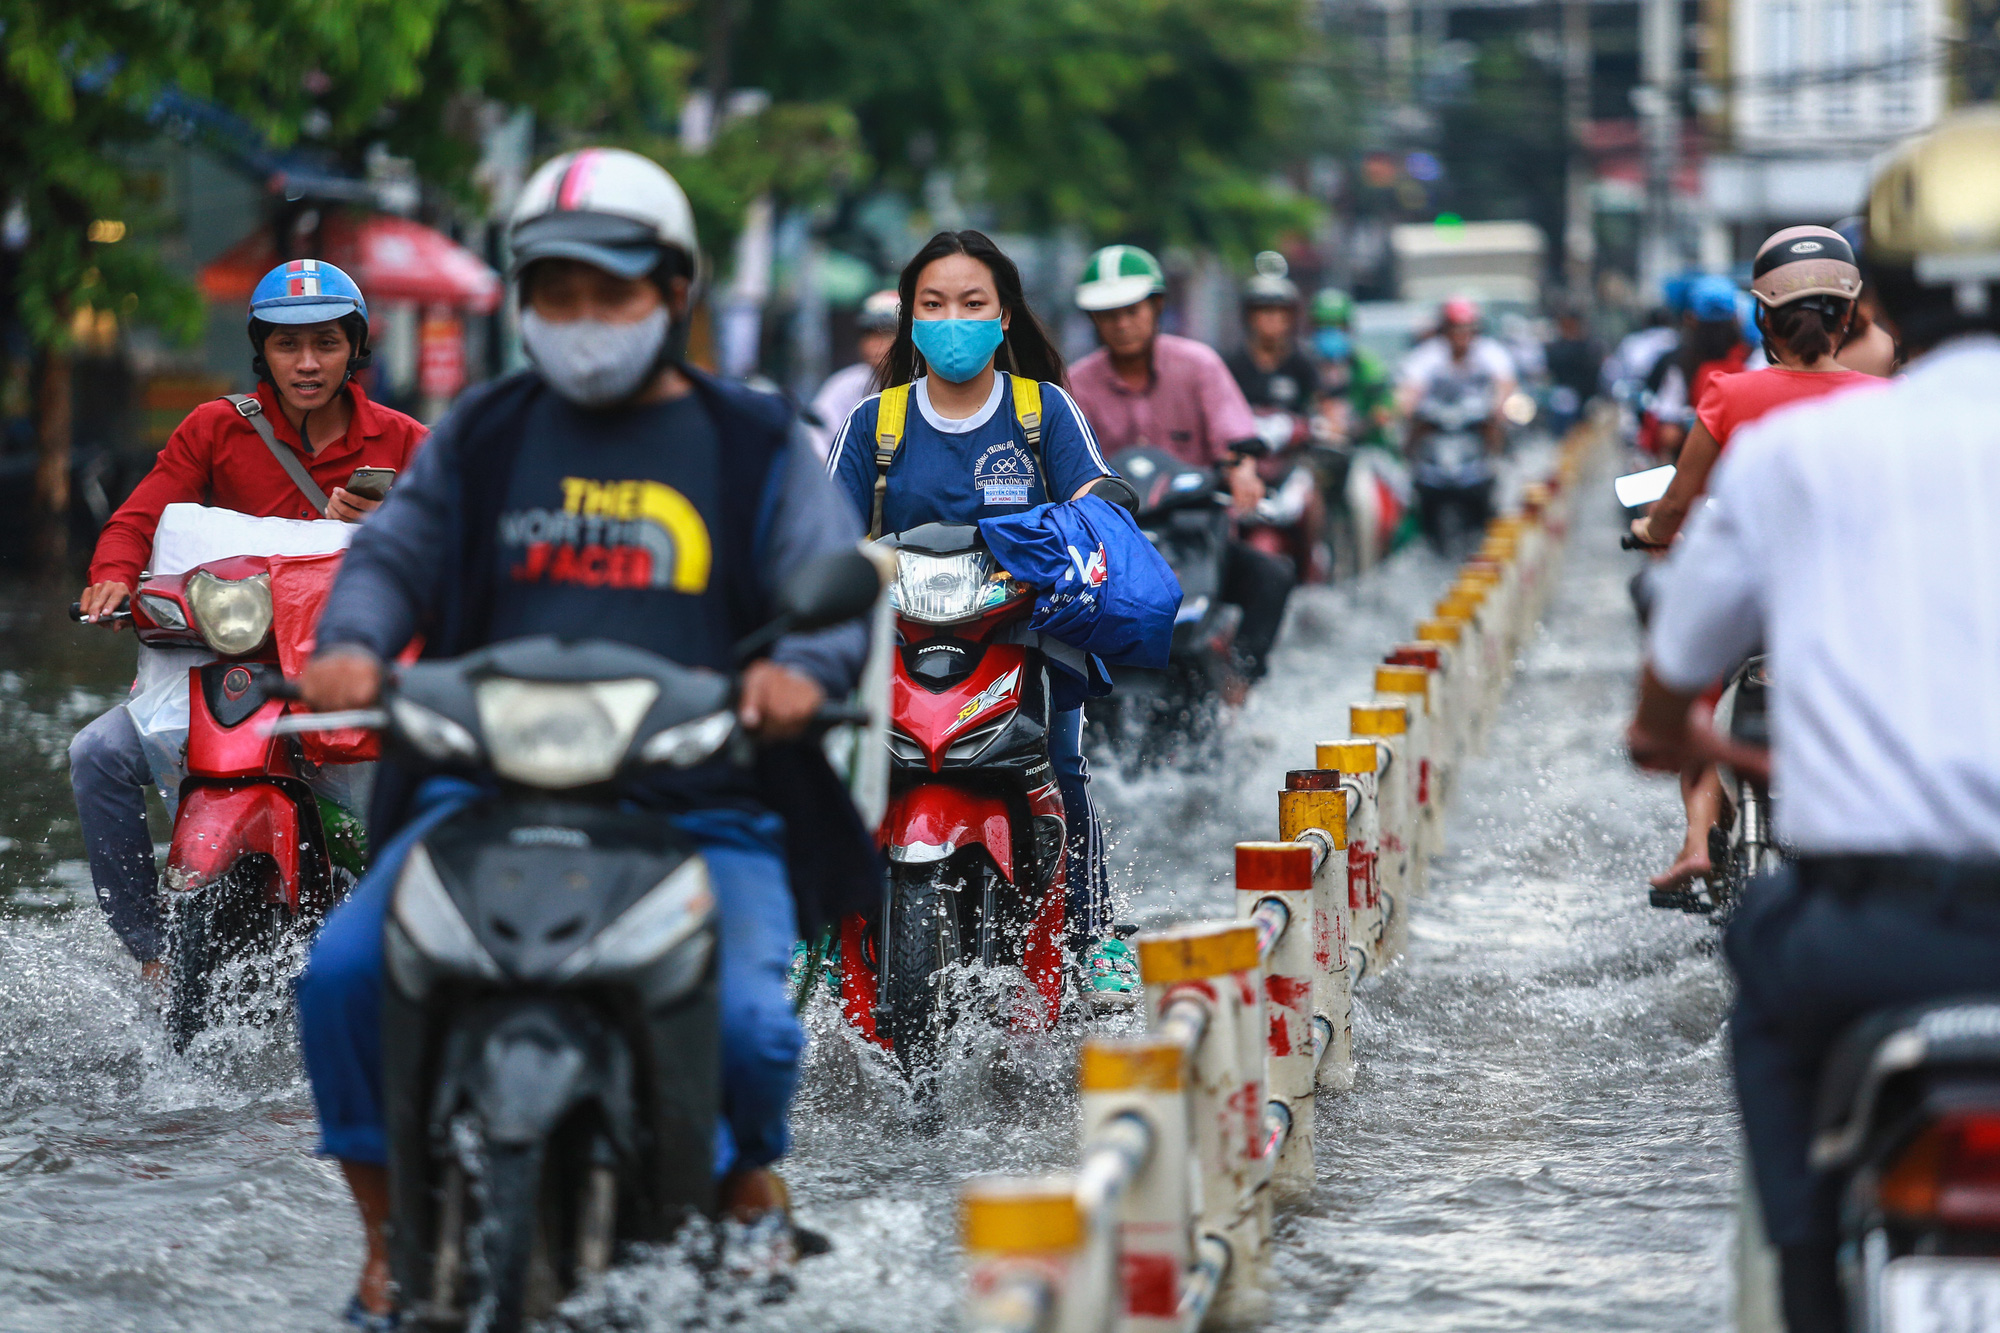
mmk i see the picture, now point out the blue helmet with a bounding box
[1686,274,1741,323]
[248,259,368,327]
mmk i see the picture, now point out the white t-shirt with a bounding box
[806,362,881,461]
[1648,336,1996,855]
[1397,336,1517,401]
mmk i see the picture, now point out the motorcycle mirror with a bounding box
[778,548,887,632]
[1615,464,1676,509]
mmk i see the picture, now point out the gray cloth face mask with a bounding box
[520,307,670,408]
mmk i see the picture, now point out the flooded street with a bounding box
[0,466,1737,1332]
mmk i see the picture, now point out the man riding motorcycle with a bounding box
[1628,111,2000,1332]
[291,147,871,1328]
[1395,296,1518,455]
[69,260,425,980]
[1065,244,1295,686]
[1224,252,1319,417]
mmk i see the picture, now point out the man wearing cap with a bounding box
[293,146,870,1325]
[1629,111,2000,1329]
[68,260,426,973]
[1066,244,1294,685]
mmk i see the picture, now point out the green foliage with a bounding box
[726,0,1323,255]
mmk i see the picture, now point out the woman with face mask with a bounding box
[824,230,1137,1000]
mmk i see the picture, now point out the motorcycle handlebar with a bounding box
[808,702,873,731]
[1620,534,1668,552]
[71,598,132,624]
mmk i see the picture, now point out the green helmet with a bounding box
[1312,287,1354,329]
[1076,244,1166,312]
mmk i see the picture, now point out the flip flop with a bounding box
[343,1295,400,1332]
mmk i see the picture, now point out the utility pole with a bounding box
[1638,0,1683,300]
[1562,0,1596,305]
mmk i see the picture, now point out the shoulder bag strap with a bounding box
[223,394,330,517]
[1005,373,1052,489]
[870,383,912,540]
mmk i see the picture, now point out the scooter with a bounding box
[1240,409,1333,583]
[1811,997,2000,1330]
[1087,446,1239,766]
[74,551,369,1050]
[275,549,882,1332]
[835,523,1070,1075]
[1408,381,1497,557]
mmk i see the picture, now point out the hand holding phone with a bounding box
[344,467,397,502]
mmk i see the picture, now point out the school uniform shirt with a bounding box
[825,374,1112,535]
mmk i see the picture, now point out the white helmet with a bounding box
[508,147,700,282]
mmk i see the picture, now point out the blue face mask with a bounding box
[912,317,1006,384]
[1314,329,1352,361]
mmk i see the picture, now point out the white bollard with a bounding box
[1414,618,1471,777]
[1346,702,1411,966]
[1136,922,1269,1320]
[1373,663,1439,889]
[1235,841,1316,1200]
[1279,772,1354,1092]
[1077,1039,1192,1333]
[962,1176,1096,1333]
[1387,642,1454,823]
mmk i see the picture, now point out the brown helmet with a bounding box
[1751,225,1861,309]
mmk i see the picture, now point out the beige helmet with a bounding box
[1750,226,1860,309]
[1868,109,2000,313]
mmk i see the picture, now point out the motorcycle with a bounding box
[1648,655,1778,917]
[1810,997,2000,1331]
[1087,446,1239,766]
[74,550,370,1050]
[1408,380,1497,557]
[274,549,882,1332]
[834,523,1071,1075]
[1239,409,1336,584]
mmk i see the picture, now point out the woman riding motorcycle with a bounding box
[1634,229,1884,896]
[824,229,1138,998]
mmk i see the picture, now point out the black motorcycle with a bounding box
[285,551,881,1331]
[1810,997,2000,1329]
[1650,655,1779,917]
[1087,446,1239,766]
[1409,380,1497,557]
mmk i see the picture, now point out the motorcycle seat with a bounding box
[1810,996,2000,1170]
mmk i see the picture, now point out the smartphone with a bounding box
[344,467,397,502]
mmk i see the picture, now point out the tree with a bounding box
[721,0,1323,256]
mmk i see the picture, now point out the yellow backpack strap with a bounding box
[870,383,912,539]
[1009,373,1043,455]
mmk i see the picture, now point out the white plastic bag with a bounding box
[124,669,192,813]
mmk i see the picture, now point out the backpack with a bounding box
[868,372,1047,539]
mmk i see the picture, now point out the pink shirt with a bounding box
[1068,334,1259,468]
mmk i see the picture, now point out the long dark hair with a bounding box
[1756,298,1852,365]
[1676,316,1742,383]
[876,230,1067,391]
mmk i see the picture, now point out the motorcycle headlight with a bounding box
[391,843,501,982]
[184,570,272,656]
[389,696,482,763]
[890,549,1024,624]
[137,592,188,631]
[555,856,715,994]
[637,709,736,768]
[474,677,659,788]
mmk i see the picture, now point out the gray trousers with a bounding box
[67,705,163,961]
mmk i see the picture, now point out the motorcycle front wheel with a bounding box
[878,863,968,1078]
[164,858,287,1052]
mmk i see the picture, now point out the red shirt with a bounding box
[88,380,428,587]
[1687,343,1751,415]
[1696,366,1881,452]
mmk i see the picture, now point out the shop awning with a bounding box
[199,212,503,314]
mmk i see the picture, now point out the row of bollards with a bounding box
[957,427,1600,1333]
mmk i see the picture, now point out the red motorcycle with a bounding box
[834,523,1069,1072]
[77,550,372,1048]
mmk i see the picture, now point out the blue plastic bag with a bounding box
[978,495,1182,671]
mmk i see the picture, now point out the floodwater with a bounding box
[0,457,1736,1332]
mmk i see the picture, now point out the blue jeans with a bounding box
[68,705,162,961]
[294,779,804,1176]
[1049,706,1110,943]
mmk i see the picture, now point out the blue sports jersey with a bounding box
[825,374,1112,535]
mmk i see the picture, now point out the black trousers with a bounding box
[1725,857,2000,1331]
[1221,540,1295,682]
